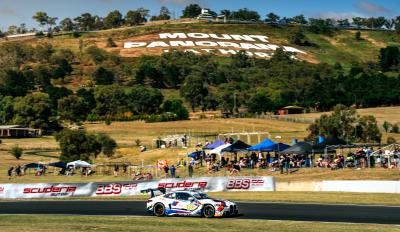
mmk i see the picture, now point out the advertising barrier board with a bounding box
[0,176,275,199]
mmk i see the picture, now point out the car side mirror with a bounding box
[188,197,195,202]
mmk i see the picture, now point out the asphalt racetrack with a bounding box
[0,201,399,224]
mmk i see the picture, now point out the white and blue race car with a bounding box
[142,188,238,218]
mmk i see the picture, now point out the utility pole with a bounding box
[233,93,237,115]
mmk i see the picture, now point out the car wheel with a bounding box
[202,205,215,218]
[153,203,165,217]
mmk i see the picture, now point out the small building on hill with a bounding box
[0,125,42,138]
[278,106,304,115]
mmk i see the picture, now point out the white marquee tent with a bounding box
[66,160,92,168]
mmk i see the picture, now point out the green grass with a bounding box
[0,215,398,232]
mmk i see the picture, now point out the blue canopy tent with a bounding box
[248,139,276,151]
[203,139,225,150]
[188,150,202,158]
[264,143,291,152]
[47,161,66,169]
[23,163,44,169]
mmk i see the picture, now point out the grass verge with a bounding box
[0,215,398,232]
[3,191,400,207]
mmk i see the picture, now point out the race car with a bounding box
[142,188,238,218]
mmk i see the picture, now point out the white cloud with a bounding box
[315,11,363,20]
[356,1,392,15]
[0,6,16,16]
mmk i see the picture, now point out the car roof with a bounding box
[168,190,204,194]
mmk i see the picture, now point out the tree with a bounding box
[292,14,307,24]
[220,9,231,18]
[307,104,357,142]
[180,73,208,112]
[58,95,88,122]
[0,96,15,124]
[9,146,23,160]
[181,4,202,18]
[56,129,102,162]
[383,121,392,133]
[231,51,253,68]
[265,12,280,23]
[384,18,395,30]
[89,15,103,30]
[355,115,381,143]
[247,91,274,113]
[84,46,108,64]
[97,133,117,158]
[379,46,400,71]
[125,10,143,25]
[32,11,49,30]
[395,16,400,33]
[125,85,164,114]
[77,88,96,113]
[288,30,306,45]
[59,18,74,31]
[151,6,171,21]
[47,17,58,30]
[93,67,114,85]
[106,37,117,47]
[0,69,28,97]
[74,13,95,31]
[231,8,260,21]
[391,123,399,133]
[337,19,350,27]
[355,31,362,41]
[162,99,189,120]
[352,17,365,27]
[34,43,54,63]
[308,18,334,35]
[13,93,53,130]
[104,10,123,28]
[7,25,18,35]
[93,85,126,116]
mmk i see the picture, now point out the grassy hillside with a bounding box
[18,21,400,68]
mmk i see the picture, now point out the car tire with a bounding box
[202,205,215,218]
[153,203,165,217]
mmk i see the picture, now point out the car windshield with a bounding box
[193,193,210,199]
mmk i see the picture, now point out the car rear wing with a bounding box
[140,187,166,198]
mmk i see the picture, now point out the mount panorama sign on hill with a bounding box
[119,32,307,59]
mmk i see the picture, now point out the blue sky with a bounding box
[0,0,399,31]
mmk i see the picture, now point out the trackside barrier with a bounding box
[0,176,275,199]
[321,180,400,193]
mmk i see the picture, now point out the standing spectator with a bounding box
[122,164,128,176]
[188,162,194,178]
[7,167,14,180]
[170,164,176,178]
[164,164,170,178]
[258,151,264,162]
[266,152,271,164]
[114,164,119,177]
[279,155,285,174]
[285,155,290,174]
[15,165,21,176]
[200,150,205,167]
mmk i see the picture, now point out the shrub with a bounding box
[9,146,23,160]
[391,123,399,133]
[134,139,141,146]
[105,119,112,125]
[387,136,397,144]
